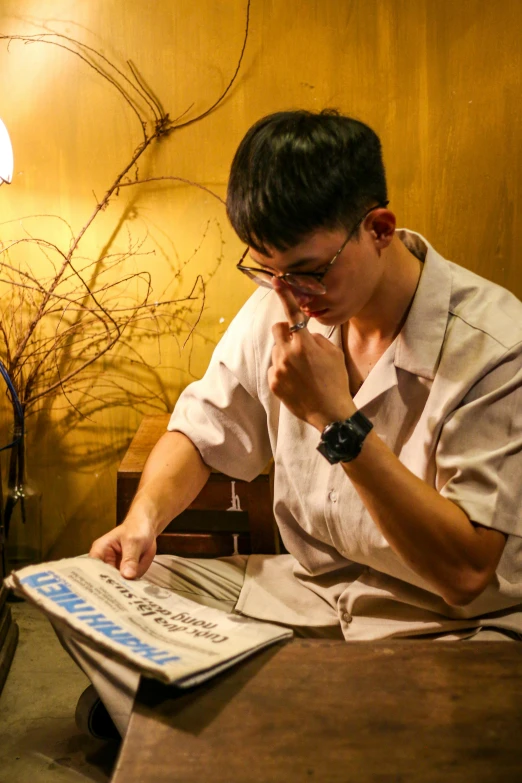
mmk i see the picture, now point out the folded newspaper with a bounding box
[5,557,292,687]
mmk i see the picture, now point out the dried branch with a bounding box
[0,3,249,432]
[173,0,251,131]
[118,176,226,205]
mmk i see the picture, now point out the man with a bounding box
[69,110,522,736]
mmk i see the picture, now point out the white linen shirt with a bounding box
[169,230,522,640]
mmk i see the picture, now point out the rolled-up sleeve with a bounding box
[168,290,273,481]
[436,343,522,536]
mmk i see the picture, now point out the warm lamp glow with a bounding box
[0,118,14,185]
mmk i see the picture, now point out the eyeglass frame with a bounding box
[236,202,389,295]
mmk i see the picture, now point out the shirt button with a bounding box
[328,490,338,502]
[342,612,352,624]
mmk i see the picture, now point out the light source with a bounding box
[0,118,17,686]
[0,118,14,185]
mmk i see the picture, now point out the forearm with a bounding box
[342,430,506,606]
[125,430,211,535]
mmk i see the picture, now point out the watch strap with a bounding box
[349,411,373,437]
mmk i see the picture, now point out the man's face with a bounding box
[247,226,387,327]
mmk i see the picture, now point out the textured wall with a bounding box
[0,0,521,558]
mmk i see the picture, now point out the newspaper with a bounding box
[5,557,292,687]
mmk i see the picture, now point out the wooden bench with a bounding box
[117,415,280,556]
[111,639,522,782]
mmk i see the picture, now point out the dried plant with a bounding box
[0,1,250,416]
[0,4,251,564]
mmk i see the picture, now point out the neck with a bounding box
[347,235,422,346]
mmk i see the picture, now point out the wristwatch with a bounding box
[317,411,373,464]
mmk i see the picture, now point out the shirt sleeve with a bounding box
[167,289,273,481]
[436,342,522,536]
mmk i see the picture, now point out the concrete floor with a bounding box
[0,600,120,783]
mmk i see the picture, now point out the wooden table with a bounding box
[117,415,279,556]
[112,639,522,782]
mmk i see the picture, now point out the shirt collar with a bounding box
[311,229,451,404]
[394,229,452,380]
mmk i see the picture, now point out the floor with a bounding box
[0,600,120,783]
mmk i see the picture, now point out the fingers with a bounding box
[89,527,155,580]
[272,320,292,344]
[89,533,120,566]
[272,278,311,345]
[272,277,305,327]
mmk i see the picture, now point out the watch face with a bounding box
[317,413,373,465]
[320,421,358,463]
[324,420,357,451]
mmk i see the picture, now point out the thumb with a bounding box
[120,538,143,579]
[312,333,336,350]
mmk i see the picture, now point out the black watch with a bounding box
[317,411,373,464]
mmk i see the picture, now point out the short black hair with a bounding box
[226,109,387,253]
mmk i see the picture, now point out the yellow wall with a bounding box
[0,0,521,557]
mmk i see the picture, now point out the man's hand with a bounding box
[89,431,210,580]
[89,519,157,580]
[268,278,355,430]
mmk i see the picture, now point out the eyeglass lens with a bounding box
[242,268,327,295]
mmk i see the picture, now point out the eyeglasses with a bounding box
[236,203,388,295]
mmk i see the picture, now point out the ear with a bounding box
[365,208,396,251]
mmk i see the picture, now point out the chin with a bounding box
[312,311,344,327]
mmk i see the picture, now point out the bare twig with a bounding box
[0,5,250,422]
[174,0,251,131]
[118,176,226,205]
